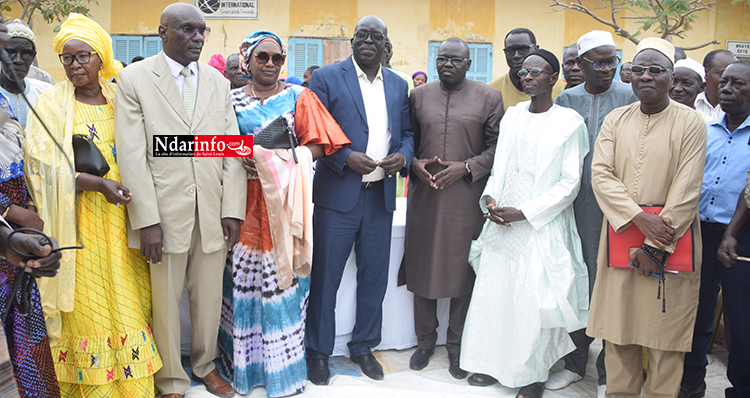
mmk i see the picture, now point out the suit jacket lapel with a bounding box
[342,57,367,125]
[152,52,191,128]
[191,62,214,130]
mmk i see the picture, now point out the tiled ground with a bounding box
[179,339,731,397]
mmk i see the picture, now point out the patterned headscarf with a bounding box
[239,30,286,78]
[53,13,123,81]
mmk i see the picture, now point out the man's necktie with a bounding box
[181,67,196,123]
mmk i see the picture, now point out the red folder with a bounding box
[607,205,694,272]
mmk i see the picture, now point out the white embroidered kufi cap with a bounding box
[577,30,616,56]
[635,37,675,65]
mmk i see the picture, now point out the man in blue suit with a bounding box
[306,15,414,386]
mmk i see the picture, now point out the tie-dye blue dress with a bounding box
[218,84,348,397]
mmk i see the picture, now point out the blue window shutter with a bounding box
[112,36,143,64]
[427,42,439,83]
[288,38,324,79]
[467,43,492,83]
[112,36,129,64]
[144,37,163,58]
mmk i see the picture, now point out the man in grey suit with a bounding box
[114,4,246,398]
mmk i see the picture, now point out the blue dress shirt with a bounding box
[699,114,750,224]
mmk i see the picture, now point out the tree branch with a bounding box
[680,40,720,50]
[551,0,719,47]
[551,0,639,43]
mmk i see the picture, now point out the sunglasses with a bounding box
[631,65,671,75]
[517,67,551,78]
[162,23,211,39]
[58,51,98,66]
[503,45,533,57]
[255,51,286,67]
[580,55,620,71]
[436,57,468,66]
[6,47,36,62]
[354,30,385,42]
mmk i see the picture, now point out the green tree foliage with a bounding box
[550,0,724,50]
[0,0,98,29]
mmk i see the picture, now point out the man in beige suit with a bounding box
[114,4,246,398]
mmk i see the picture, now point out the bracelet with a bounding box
[1,205,9,218]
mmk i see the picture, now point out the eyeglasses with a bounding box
[517,67,551,78]
[580,55,620,71]
[354,30,385,42]
[631,65,671,75]
[6,47,36,62]
[162,23,211,38]
[58,51,98,66]
[254,51,286,67]
[503,45,533,57]
[436,57,468,66]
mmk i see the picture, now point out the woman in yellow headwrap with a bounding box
[24,13,161,397]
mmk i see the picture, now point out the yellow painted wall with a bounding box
[289,0,357,38]
[19,0,750,84]
[428,0,495,42]
[491,0,565,78]
[362,0,429,75]
[111,0,180,34]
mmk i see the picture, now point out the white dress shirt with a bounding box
[164,53,198,98]
[353,60,391,182]
[694,91,724,120]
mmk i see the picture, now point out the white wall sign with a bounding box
[195,0,258,19]
[727,41,750,58]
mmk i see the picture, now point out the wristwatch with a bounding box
[464,162,471,176]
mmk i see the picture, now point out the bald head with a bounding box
[160,3,203,25]
[355,15,387,36]
[159,3,206,66]
[439,37,469,58]
[352,15,388,71]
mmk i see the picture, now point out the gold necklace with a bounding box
[251,81,279,99]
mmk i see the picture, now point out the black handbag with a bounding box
[72,134,110,177]
[253,116,299,163]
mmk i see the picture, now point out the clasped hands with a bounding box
[630,212,674,277]
[346,151,406,177]
[412,156,467,189]
[484,196,525,227]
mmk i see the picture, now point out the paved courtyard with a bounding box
[181,339,731,397]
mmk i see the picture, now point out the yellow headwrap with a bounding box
[52,13,123,81]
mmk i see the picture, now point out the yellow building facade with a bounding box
[18,0,750,83]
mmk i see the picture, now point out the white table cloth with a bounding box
[180,197,451,356]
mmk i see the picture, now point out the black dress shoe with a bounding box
[677,381,706,398]
[409,348,434,370]
[351,353,384,380]
[307,358,330,386]
[448,353,467,379]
